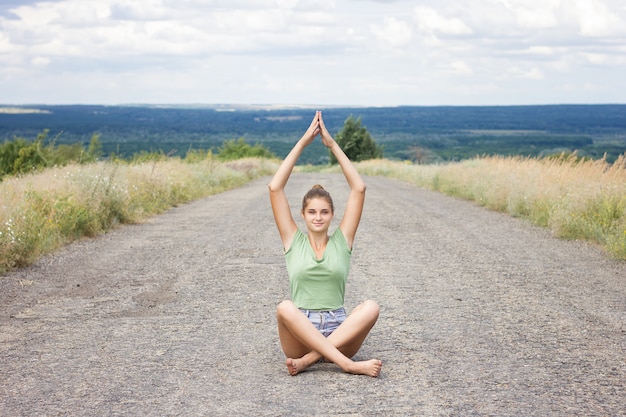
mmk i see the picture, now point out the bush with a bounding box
[0,131,103,179]
[217,138,275,161]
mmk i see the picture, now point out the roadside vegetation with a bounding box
[0,152,278,273]
[0,130,103,178]
[1,118,625,274]
[349,154,626,260]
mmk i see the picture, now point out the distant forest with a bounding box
[1,104,625,164]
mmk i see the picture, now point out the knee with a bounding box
[276,299,297,320]
[360,299,380,320]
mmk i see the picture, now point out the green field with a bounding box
[1,104,625,164]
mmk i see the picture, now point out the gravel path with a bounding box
[1,174,624,416]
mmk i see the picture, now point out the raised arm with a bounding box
[268,111,321,250]
[319,112,366,249]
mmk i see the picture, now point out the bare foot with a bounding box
[345,359,382,377]
[285,358,300,376]
[285,352,323,376]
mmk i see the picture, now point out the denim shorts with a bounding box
[299,307,346,337]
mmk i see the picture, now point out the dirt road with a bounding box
[1,174,624,416]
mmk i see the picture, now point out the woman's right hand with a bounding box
[300,111,321,147]
[319,112,337,148]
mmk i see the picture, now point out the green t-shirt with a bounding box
[285,228,352,310]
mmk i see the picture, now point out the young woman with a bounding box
[268,111,382,377]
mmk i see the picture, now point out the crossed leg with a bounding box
[276,299,382,377]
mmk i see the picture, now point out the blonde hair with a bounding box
[302,184,334,213]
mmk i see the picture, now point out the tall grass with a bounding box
[0,157,277,273]
[2,152,624,274]
[353,154,626,260]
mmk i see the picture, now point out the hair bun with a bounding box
[302,184,334,213]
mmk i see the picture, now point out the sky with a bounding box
[1,0,625,107]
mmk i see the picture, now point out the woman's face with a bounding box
[302,197,334,233]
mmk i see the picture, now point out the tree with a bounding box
[330,116,383,164]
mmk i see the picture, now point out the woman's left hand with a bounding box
[318,112,336,148]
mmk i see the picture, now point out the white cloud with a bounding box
[525,46,555,56]
[413,6,473,36]
[5,0,339,55]
[31,56,50,67]
[493,0,560,30]
[572,0,626,36]
[497,66,545,80]
[583,52,609,65]
[371,17,412,47]
[0,31,15,54]
[450,60,473,75]
[0,0,624,105]
[523,67,545,80]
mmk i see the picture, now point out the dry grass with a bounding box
[0,157,278,273]
[2,152,624,274]
[352,155,626,260]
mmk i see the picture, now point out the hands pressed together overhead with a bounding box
[302,111,336,148]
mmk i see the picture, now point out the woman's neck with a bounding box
[308,231,329,250]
